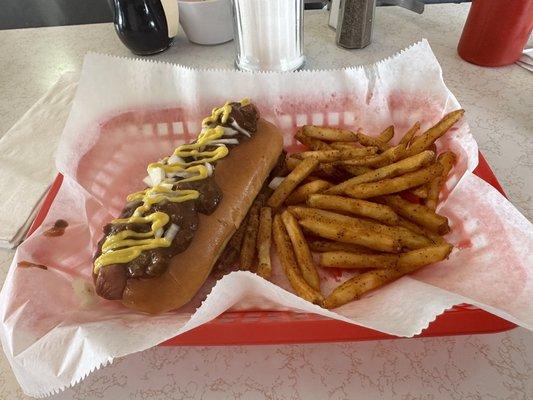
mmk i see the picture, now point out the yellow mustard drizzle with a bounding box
[93,99,250,273]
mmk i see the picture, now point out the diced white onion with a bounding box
[168,154,185,165]
[205,162,214,176]
[148,167,165,186]
[209,138,239,145]
[164,223,180,242]
[143,175,153,186]
[268,176,285,190]
[230,121,251,137]
[222,126,239,136]
[154,228,164,238]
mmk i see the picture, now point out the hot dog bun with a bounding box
[121,118,283,313]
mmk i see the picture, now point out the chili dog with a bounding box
[93,100,284,313]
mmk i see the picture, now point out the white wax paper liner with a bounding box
[1,40,531,398]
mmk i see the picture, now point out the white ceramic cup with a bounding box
[178,0,234,45]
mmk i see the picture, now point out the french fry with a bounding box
[216,215,248,271]
[323,269,400,308]
[399,122,420,146]
[323,244,453,308]
[267,158,319,208]
[316,164,352,182]
[377,125,395,145]
[397,216,447,245]
[287,157,349,182]
[426,151,456,209]
[335,143,407,169]
[294,147,378,162]
[318,251,399,269]
[379,195,450,235]
[307,239,376,254]
[272,214,324,304]
[295,128,331,151]
[286,156,301,171]
[345,163,443,199]
[256,207,273,279]
[281,211,321,291]
[302,125,358,142]
[330,142,359,150]
[338,164,373,176]
[306,194,400,225]
[411,185,428,199]
[326,150,435,195]
[403,110,464,158]
[397,243,453,273]
[357,126,394,151]
[285,180,333,205]
[302,176,323,183]
[297,217,401,253]
[239,197,262,270]
[290,206,431,250]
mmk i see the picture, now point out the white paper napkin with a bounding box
[0,73,78,248]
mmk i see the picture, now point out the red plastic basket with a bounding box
[26,152,516,345]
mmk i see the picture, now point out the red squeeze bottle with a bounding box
[457,0,533,67]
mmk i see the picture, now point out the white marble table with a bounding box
[1,4,532,399]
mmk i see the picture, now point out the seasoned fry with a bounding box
[326,150,435,195]
[357,126,393,151]
[411,185,428,199]
[281,211,321,291]
[338,164,373,176]
[397,216,447,245]
[256,207,273,279]
[399,121,420,146]
[302,176,323,183]
[267,158,319,208]
[294,147,378,162]
[316,163,352,182]
[272,214,323,303]
[323,269,400,308]
[376,125,395,145]
[330,142,359,150]
[426,151,456,209]
[319,251,399,269]
[379,195,450,234]
[239,197,262,270]
[302,125,358,142]
[295,128,331,151]
[290,206,431,250]
[306,194,399,225]
[287,157,349,182]
[403,109,464,158]
[269,112,463,309]
[335,143,406,169]
[286,156,301,171]
[307,239,376,254]
[298,217,401,253]
[345,163,443,199]
[216,215,248,271]
[397,244,453,273]
[285,180,333,205]
[323,244,453,308]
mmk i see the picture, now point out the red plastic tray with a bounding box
[27,153,516,345]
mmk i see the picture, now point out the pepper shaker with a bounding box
[336,0,376,49]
